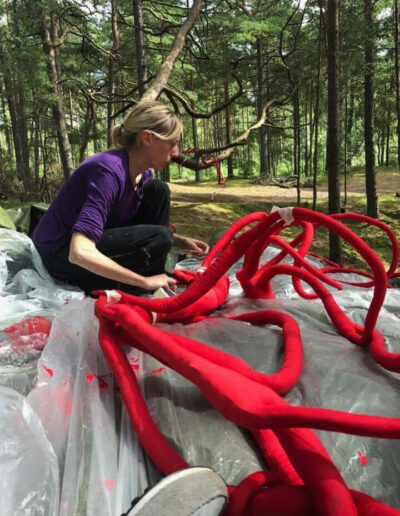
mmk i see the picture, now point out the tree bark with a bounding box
[1,6,31,197]
[39,8,74,180]
[257,36,270,180]
[141,0,204,102]
[2,68,31,195]
[133,0,148,97]
[394,0,400,168]
[326,0,342,262]
[313,7,323,211]
[304,89,309,177]
[386,118,390,167]
[107,0,120,147]
[293,87,301,205]
[0,89,12,156]
[79,99,95,162]
[224,74,234,179]
[364,0,378,218]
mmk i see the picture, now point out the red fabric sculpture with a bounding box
[95,207,400,515]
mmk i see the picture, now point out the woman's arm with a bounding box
[69,232,176,291]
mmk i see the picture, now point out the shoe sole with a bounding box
[129,467,228,516]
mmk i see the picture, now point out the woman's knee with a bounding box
[143,178,170,201]
[152,225,173,252]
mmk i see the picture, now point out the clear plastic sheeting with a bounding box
[0,232,142,514]
[158,253,400,506]
[142,325,268,485]
[0,230,399,512]
[27,299,142,516]
[0,385,59,515]
[0,229,83,327]
[0,229,83,396]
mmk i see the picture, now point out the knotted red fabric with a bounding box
[95,207,400,515]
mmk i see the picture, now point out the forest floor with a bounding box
[170,167,400,271]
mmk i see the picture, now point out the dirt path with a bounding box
[169,171,400,204]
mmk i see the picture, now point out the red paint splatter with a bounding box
[357,451,369,465]
[151,367,166,375]
[104,478,115,491]
[52,390,73,415]
[42,365,54,377]
[86,374,95,382]
[129,357,139,370]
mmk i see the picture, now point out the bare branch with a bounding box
[162,73,243,118]
[141,0,205,102]
[142,6,180,26]
[53,28,70,48]
[172,98,283,170]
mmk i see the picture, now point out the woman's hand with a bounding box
[141,274,177,292]
[173,234,209,257]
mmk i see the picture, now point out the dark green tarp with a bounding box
[1,203,48,235]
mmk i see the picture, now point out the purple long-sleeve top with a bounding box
[32,150,153,252]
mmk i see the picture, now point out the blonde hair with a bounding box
[110,101,183,150]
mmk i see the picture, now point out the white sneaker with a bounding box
[124,467,228,516]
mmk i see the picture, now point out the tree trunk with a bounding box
[2,6,32,197]
[107,0,120,147]
[0,82,13,157]
[79,99,95,162]
[133,0,148,97]
[313,7,323,211]
[141,0,204,102]
[257,36,270,180]
[345,81,355,170]
[293,88,301,205]
[192,116,200,182]
[386,118,390,166]
[224,74,234,179]
[304,90,309,177]
[364,0,378,218]
[33,115,40,197]
[162,163,170,182]
[394,0,400,168]
[326,0,342,262]
[39,8,74,180]
[2,70,30,192]
[309,85,313,179]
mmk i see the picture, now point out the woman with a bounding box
[32,101,209,294]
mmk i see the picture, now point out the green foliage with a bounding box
[0,0,398,207]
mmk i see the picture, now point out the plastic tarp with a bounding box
[0,385,59,515]
[0,229,83,397]
[0,229,399,512]
[0,205,16,231]
[27,299,142,516]
[142,250,400,506]
[0,229,142,515]
[1,202,49,235]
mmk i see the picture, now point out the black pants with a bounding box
[38,179,173,294]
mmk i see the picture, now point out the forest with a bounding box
[0,0,399,262]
